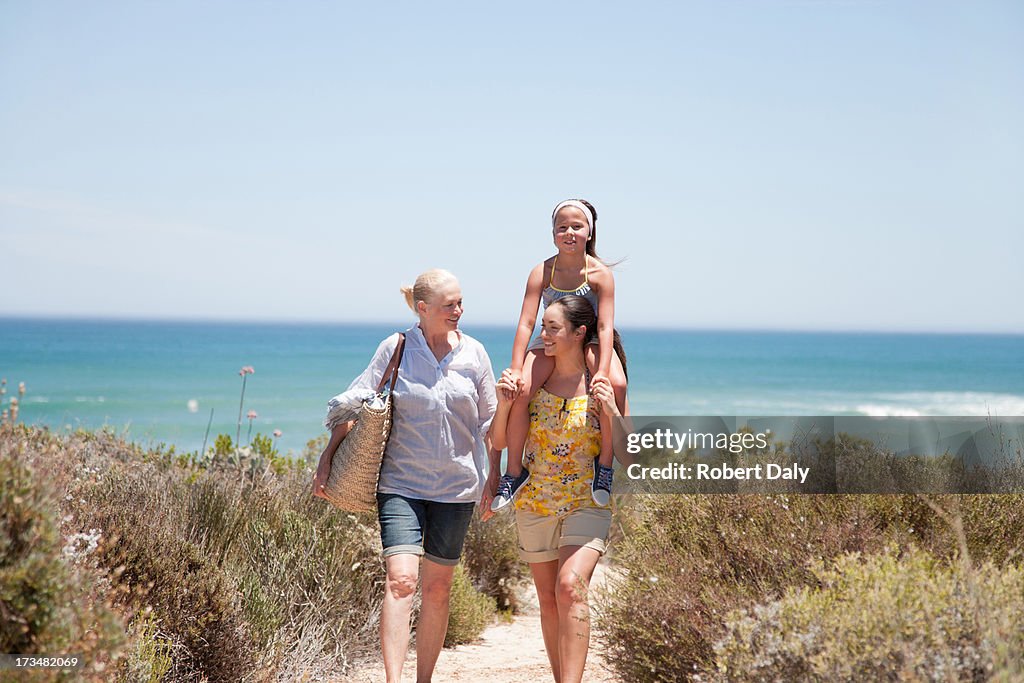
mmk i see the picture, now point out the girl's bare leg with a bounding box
[585,346,628,468]
[505,350,555,476]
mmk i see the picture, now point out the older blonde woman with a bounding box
[314,269,502,683]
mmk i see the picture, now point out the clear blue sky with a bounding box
[2,1,1022,332]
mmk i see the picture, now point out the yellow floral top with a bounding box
[515,387,602,516]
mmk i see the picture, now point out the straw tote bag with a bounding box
[321,333,406,512]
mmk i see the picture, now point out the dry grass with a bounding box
[595,493,1024,682]
[712,546,1024,681]
[1,424,523,682]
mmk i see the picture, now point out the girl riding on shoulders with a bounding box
[491,199,627,511]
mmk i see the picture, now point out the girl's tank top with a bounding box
[541,255,600,315]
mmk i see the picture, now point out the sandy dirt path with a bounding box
[344,563,619,683]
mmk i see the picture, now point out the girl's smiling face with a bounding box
[552,206,591,253]
[540,303,585,356]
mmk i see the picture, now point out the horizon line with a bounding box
[1,313,1022,338]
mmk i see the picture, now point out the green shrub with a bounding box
[85,466,258,683]
[956,494,1024,564]
[1,425,531,681]
[302,433,329,466]
[0,424,125,682]
[96,452,385,680]
[250,433,275,458]
[595,493,1024,682]
[231,472,384,663]
[461,512,529,613]
[595,495,869,681]
[120,611,173,683]
[444,564,495,647]
[0,441,68,652]
[212,434,234,458]
[714,547,1024,681]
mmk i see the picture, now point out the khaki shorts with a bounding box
[515,507,612,563]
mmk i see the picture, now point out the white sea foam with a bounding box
[631,390,1024,418]
[852,392,1024,417]
[856,405,924,417]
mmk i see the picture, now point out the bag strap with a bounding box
[375,333,406,394]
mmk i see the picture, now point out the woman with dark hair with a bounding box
[487,294,625,683]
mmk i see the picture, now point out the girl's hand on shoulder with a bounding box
[591,376,620,417]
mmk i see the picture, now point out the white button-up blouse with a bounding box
[325,325,497,503]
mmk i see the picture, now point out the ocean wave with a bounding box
[631,390,1024,417]
[852,392,1024,417]
[854,404,924,417]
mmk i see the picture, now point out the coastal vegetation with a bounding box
[597,492,1024,681]
[5,369,1024,681]
[0,424,526,682]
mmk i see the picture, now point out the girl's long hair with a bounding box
[578,198,601,261]
[549,294,627,381]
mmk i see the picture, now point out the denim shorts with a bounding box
[377,493,476,566]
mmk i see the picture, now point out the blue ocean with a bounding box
[2,318,1023,455]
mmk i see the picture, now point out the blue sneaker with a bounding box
[491,469,531,512]
[592,460,613,506]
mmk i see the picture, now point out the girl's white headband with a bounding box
[551,200,594,233]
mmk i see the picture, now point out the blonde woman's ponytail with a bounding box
[400,285,416,311]
[401,269,458,314]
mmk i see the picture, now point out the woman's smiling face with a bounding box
[418,281,463,333]
[540,303,584,356]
